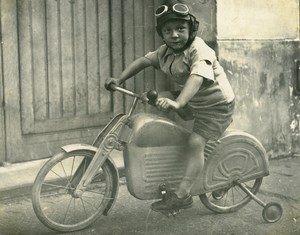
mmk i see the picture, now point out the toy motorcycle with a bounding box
[32,83,283,232]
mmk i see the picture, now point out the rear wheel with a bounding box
[199,178,263,213]
[32,150,115,232]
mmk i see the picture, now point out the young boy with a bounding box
[105,3,235,212]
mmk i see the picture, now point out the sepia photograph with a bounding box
[0,0,299,234]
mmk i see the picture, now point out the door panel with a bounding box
[0,20,5,163]
[18,0,112,135]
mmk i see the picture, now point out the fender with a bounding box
[200,130,269,193]
[61,144,119,216]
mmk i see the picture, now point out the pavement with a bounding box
[0,150,125,201]
[0,150,299,204]
[260,156,300,202]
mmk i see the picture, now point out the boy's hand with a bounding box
[140,92,149,104]
[156,98,180,111]
[105,77,121,91]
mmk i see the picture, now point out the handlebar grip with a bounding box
[147,90,158,100]
[147,90,158,106]
[105,82,117,91]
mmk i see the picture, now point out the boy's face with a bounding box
[161,20,190,52]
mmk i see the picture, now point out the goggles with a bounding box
[155,3,190,18]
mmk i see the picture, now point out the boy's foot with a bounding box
[151,192,193,212]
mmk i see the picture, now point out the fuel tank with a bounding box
[123,113,269,200]
[123,113,190,200]
[126,113,190,147]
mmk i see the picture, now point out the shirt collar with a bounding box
[165,45,189,57]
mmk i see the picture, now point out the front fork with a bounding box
[72,115,130,197]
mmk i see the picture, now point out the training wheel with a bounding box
[262,202,283,223]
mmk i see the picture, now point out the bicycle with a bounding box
[32,83,283,232]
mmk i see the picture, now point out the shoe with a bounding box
[151,192,193,212]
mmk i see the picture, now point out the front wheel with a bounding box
[32,150,115,232]
[199,177,263,213]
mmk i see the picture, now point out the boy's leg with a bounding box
[175,132,207,198]
[151,132,207,211]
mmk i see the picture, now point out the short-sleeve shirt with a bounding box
[144,37,235,109]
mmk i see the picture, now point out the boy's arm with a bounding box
[175,74,204,108]
[157,74,204,111]
[119,57,152,84]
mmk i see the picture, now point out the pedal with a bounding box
[158,183,167,200]
[160,209,180,217]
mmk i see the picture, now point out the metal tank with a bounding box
[123,113,269,200]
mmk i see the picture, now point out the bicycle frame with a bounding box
[71,85,142,197]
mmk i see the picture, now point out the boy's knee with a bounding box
[188,133,207,151]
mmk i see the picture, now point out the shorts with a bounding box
[192,100,235,141]
[170,91,235,141]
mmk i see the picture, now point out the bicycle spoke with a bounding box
[63,197,74,224]
[70,156,76,177]
[223,190,229,207]
[234,185,245,197]
[41,182,69,190]
[80,198,100,211]
[232,187,235,205]
[40,194,71,203]
[80,198,88,220]
[92,172,104,181]
[86,190,106,195]
[73,198,76,222]
[50,169,64,179]
[60,161,77,187]
[83,191,105,198]
[60,161,68,179]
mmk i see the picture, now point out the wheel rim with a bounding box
[200,178,263,213]
[32,151,114,232]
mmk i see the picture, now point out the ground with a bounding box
[0,157,299,235]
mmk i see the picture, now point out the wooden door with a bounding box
[0,0,163,163]
[0,0,216,163]
[0,0,115,163]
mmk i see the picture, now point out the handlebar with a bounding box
[107,83,158,105]
[107,82,194,121]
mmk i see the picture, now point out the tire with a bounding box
[32,150,115,232]
[199,177,263,213]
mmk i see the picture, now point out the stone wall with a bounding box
[217,0,300,157]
